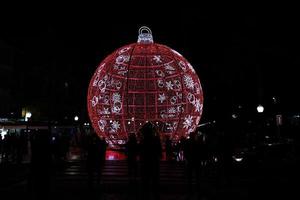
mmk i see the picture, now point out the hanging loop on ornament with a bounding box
[139,26,152,35]
[138,26,153,44]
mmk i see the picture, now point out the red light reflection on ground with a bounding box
[105,150,127,160]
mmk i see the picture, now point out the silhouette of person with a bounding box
[86,132,107,189]
[16,130,28,164]
[139,122,162,200]
[216,129,234,188]
[125,132,139,199]
[126,132,139,183]
[177,136,186,161]
[165,135,173,161]
[29,129,52,200]
[183,131,201,198]
[198,133,209,174]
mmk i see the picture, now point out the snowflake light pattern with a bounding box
[166,81,174,90]
[183,75,195,89]
[183,115,193,129]
[158,93,166,103]
[112,93,121,103]
[111,121,121,132]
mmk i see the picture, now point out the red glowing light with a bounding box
[87,27,203,148]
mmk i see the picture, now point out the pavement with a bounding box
[1,156,299,200]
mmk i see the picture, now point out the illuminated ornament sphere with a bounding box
[87,27,203,148]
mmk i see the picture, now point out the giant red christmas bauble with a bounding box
[87,27,203,148]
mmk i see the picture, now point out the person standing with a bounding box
[126,132,139,183]
[183,131,201,198]
[165,135,173,161]
[139,122,162,200]
[86,132,107,189]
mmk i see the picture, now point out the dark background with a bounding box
[1,6,299,123]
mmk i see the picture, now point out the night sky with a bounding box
[1,7,299,122]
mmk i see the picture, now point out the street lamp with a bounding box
[24,111,32,135]
[25,112,32,122]
[74,116,79,121]
[257,105,264,113]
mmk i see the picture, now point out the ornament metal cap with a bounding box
[137,26,153,44]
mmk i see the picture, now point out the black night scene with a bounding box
[1,7,300,200]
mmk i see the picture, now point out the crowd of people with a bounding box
[0,129,28,164]
[0,128,73,165]
[121,121,237,199]
[2,120,297,199]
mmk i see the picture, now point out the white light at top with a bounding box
[74,116,79,121]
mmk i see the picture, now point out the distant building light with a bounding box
[276,114,282,126]
[232,114,238,119]
[214,157,218,162]
[0,128,8,140]
[257,105,264,113]
[233,156,243,162]
[74,116,79,121]
[234,157,243,162]
[0,118,9,122]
